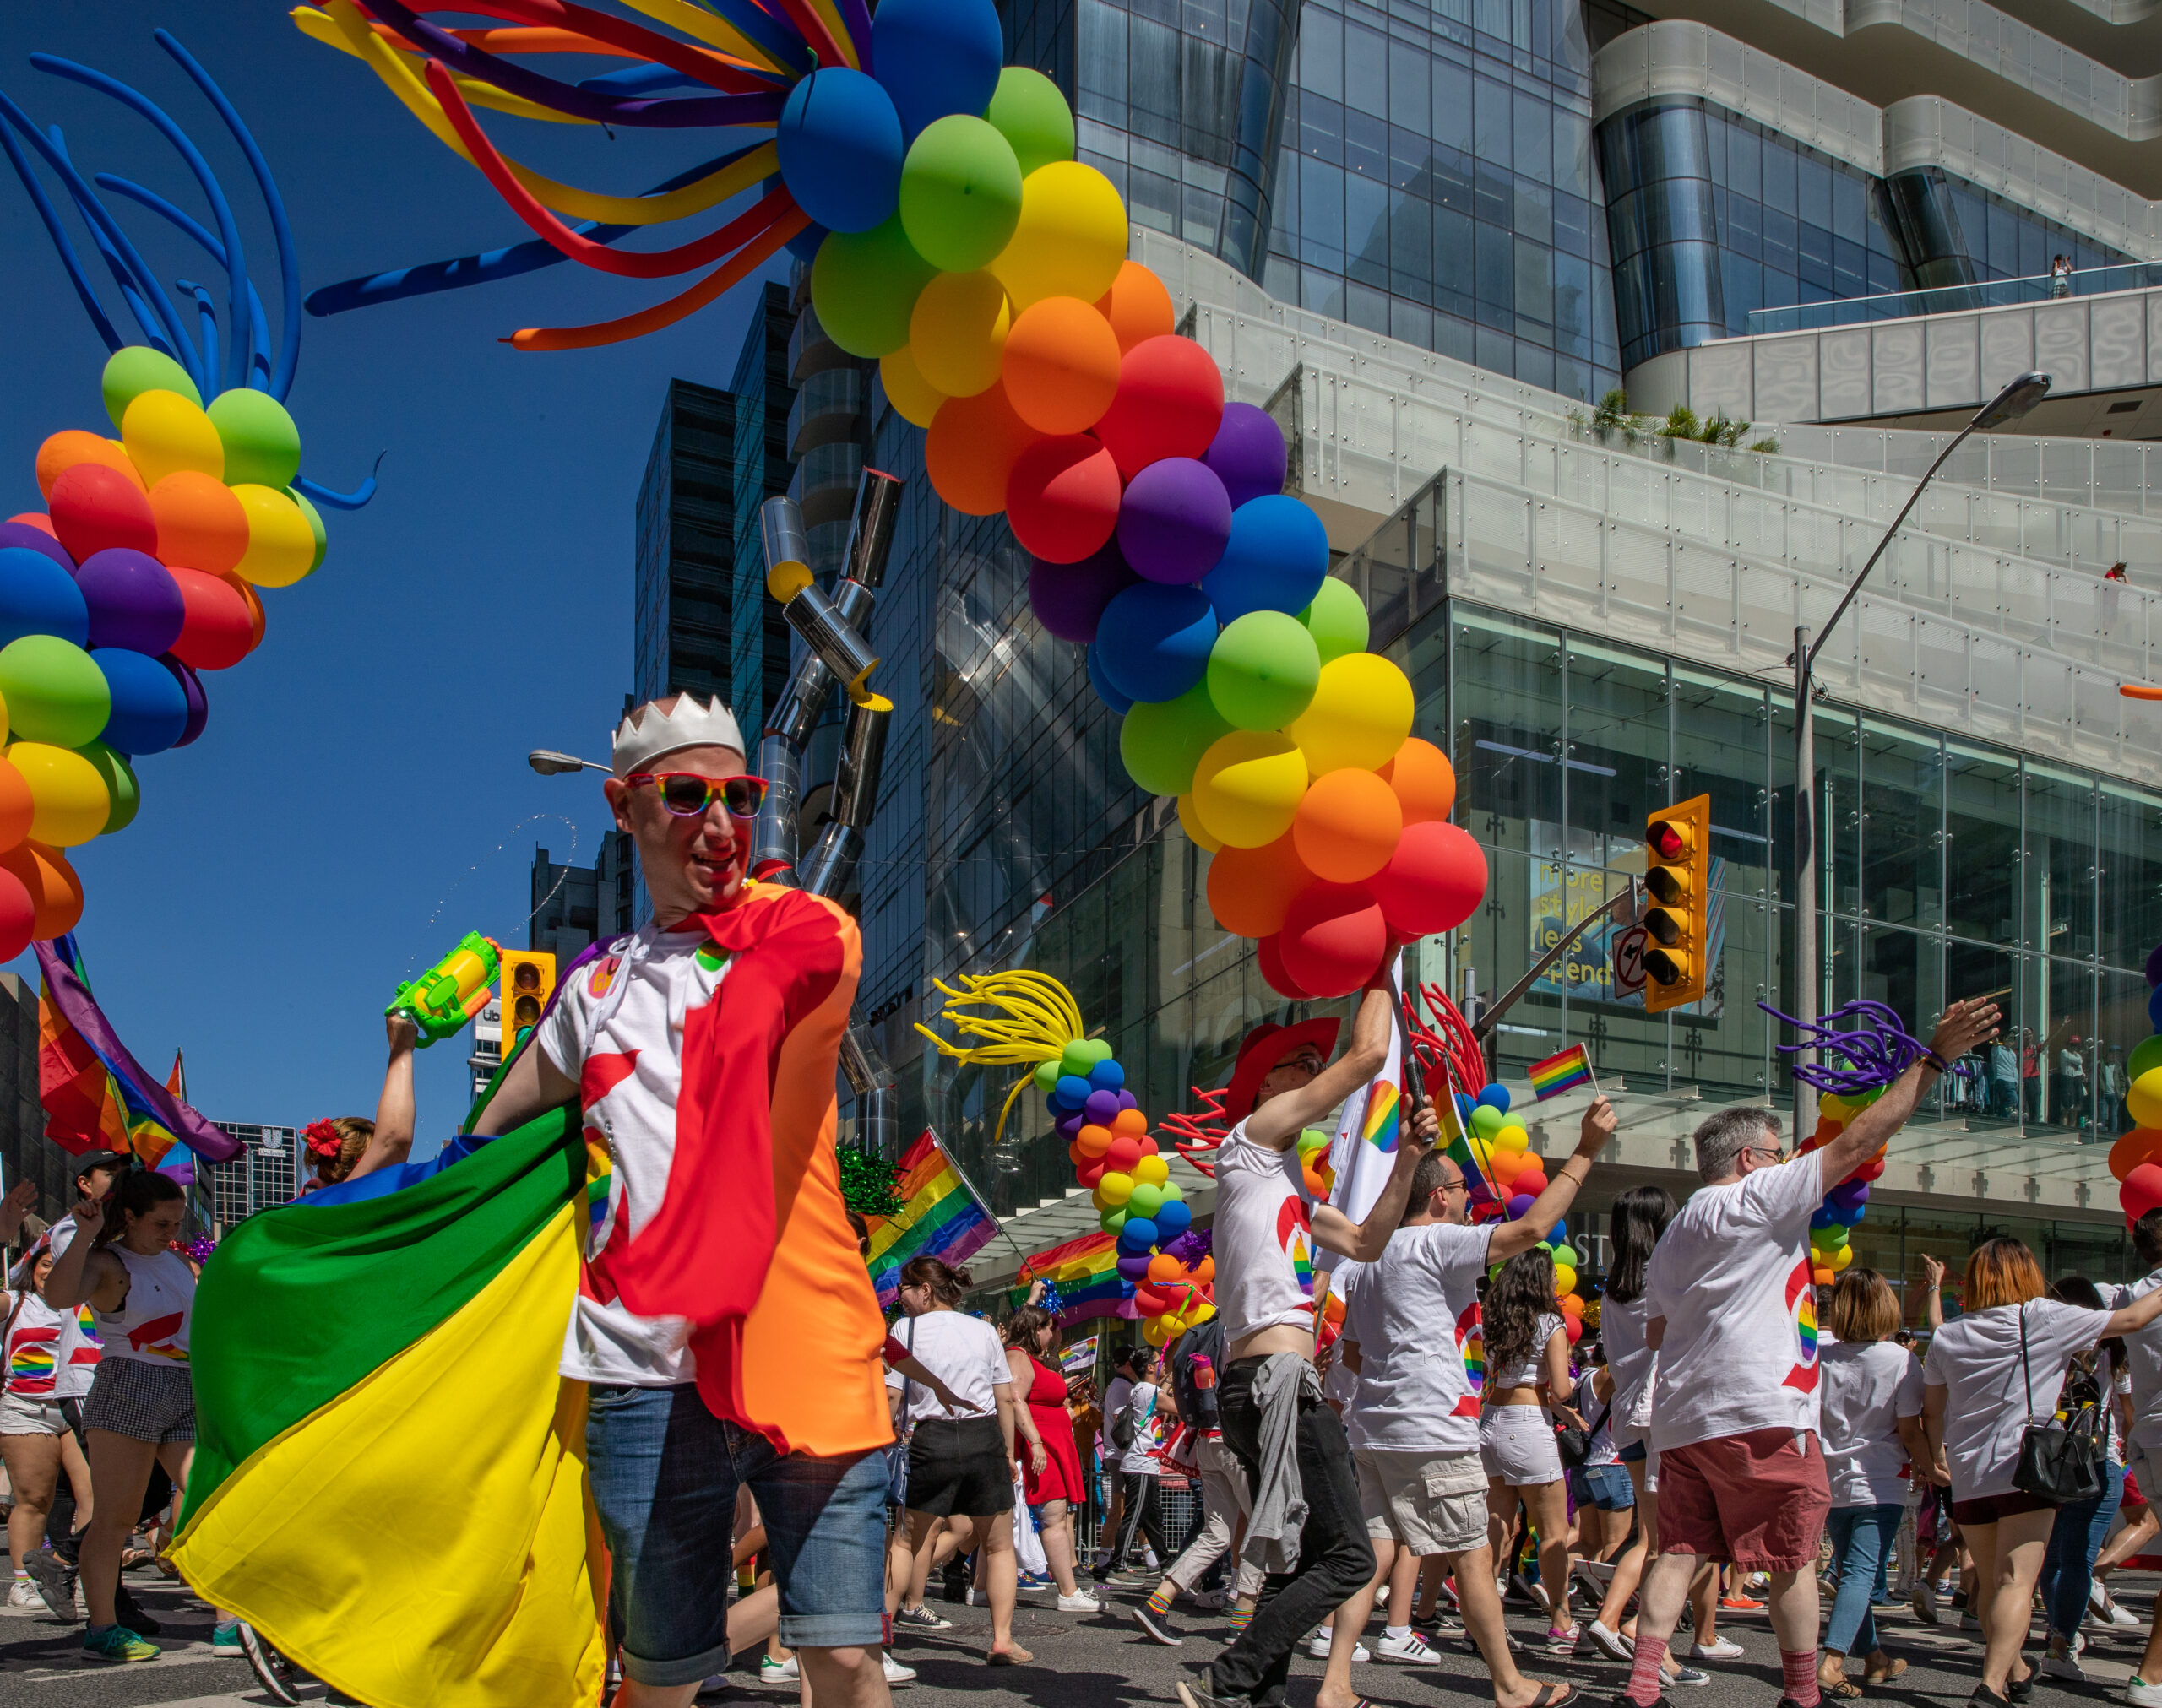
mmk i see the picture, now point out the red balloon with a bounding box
[1369,820,1487,936]
[1093,335,1225,478]
[926,381,1043,516]
[168,567,254,671]
[48,462,158,564]
[1513,1170,1550,1196]
[1133,1286,1170,1315]
[1105,1135,1143,1173]
[1563,1316,1583,1345]
[1007,435,1121,563]
[1257,932,1312,1000]
[2125,1163,2162,1227]
[1077,1158,1107,1188]
[0,865,31,961]
[1206,832,1317,939]
[1279,882,1388,999]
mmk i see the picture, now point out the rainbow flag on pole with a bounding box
[865,1130,996,1305]
[1529,1043,1596,1100]
[1016,1228,1128,1322]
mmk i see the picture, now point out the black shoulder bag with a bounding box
[1556,1389,1607,1470]
[2011,1304,2105,1506]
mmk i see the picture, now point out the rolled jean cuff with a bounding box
[779,1611,888,1650]
[621,1636,733,1689]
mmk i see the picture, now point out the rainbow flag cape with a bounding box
[1020,1228,1129,1321]
[865,1129,995,1305]
[35,935,235,1168]
[1529,1043,1595,1100]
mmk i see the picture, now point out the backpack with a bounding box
[1170,1315,1227,1434]
[1108,1379,1138,1451]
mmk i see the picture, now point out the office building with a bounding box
[204,1123,301,1228]
[846,0,2162,1293]
[530,834,635,964]
[0,973,60,1228]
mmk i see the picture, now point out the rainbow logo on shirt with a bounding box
[1456,1300,1485,1413]
[1361,1079,1400,1155]
[8,1326,58,1395]
[1782,1257,1821,1392]
[1278,1198,1317,1299]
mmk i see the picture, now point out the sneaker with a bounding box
[1668,1667,1711,1688]
[8,1579,41,1607]
[760,1656,801,1684]
[1744,1574,1769,1593]
[882,1654,916,1686]
[1307,1630,1370,1662]
[1512,1572,1552,1611]
[2125,1677,2162,1707]
[113,1586,158,1635]
[893,1605,953,1632]
[1057,1591,1102,1613]
[23,1553,76,1621]
[1376,1629,1442,1664]
[1573,1560,1616,1602]
[964,1587,981,1607]
[1017,1571,1052,1591]
[1719,1595,1763,1612]
[2110,1601,2145,1631]
[1611,1693,1669,1708]
[2044,1654,2088,1684]
[1133,1603,1182,1646]
[211,1620,244,1656]
[1177,1680,1240,1708]
[1913,1581,1940,1626]
[1189,1589,1230,1612]
[1690,1639,1744,1662]
[1587,1621,1636,1662]
[1547,1625,1581,1654]
[1960,1611,1984,1631]
[81,1624,159,1662]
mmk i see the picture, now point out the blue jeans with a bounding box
[1824,1502,1902,1657]
[2040,1460,2125,1641]
[586,1383,888,1686]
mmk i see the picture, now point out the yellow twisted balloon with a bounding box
[914,971,1091,1152]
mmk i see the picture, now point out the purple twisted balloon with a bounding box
[1757,997,1969,1094]
[1164,1227,1213,1266]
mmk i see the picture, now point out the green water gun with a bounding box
[388,931,502,1047]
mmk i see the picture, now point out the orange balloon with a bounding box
[925,381,1043,516]
[35,431,141,502]
[1560,1293,1585,1317]
[1292,768,1404,884]
[1147,1253,1180,1283]
[1095,260,1175,353]
[1077,1123,1115,1157]
[1111,1107,1149,1136]
[0,757,31,854]
[147,470,249,574]
[1204,832,1317,938]
[0,839,82,939]
[2110,1127,2162,1183]
[1379,737,1456,825]
[1002,296,1122,434]
[1489,1149,1524,1184]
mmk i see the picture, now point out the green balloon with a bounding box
[80,740,139,834]
[1810,1223,1844,1249]
[208,388,302,490]
[0,637,110,748]
[1469,1103,1505,1140]
[1035,1060,1062,1092]
[101,345,200,428]
[1120,680,1232,796]
[289,485,328,574]
[811,216,938,358]
[1296,1127,1330,1155]
[1299,577,1371,665]
[986,68,1075,176]
[1062,1041,1095,1078]
[1127,1181,1165,1217]
[2128,1035,2162,1084]
[1160,1182,1183,1203]
[1100,1206,1128,1234]
[1206,610,1320,730]
[1551,1244,1578,1267]
[898,116,1024,273]
[1073,1037,1116,1067]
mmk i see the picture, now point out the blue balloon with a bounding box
[1810,1207,1839,1229]
[872,0,1003,140]
[785,219,829,263]
[1549,1217,1567,1243]
[1056,1073,1094,1106]
[1202,495,1330,623]
[1476,1083,1511,1114]
[1095,583,1216,704]
[1089,1058,1126,1093]
[93,648,187,755]
[1088,642,1133,714]
[2149,982,2162,1030]
[1154,1199,1192,1238]
[0,546,89,648]
[776,68,904,234]
[1454,1091,1475,1121]
[1117,1216,1159,1253]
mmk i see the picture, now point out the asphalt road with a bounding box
[2,1563,2152,1708]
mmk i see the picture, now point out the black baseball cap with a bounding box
[72,1150,132,1182]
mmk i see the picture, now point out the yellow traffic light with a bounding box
[1643,794,1710,1014]
[497,950,557,1060]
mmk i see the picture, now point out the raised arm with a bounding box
[1311,1096,1438,1263]
[42,1203,123,1313]
[1820,999,2001,1185]
[349,1015,420,1184]
[2105,1285,2162,1341]
[469,1031,580,1137]
[1245,979,1396,1151]
[1490,1095,1617,1262]
[1916,1252,1945,1331]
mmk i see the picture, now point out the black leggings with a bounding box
[1102,1467,1168,1573]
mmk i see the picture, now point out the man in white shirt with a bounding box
[2110,1208,2162,1706]
[1097,1347,1171,1581]
[1614,997,1998,1708]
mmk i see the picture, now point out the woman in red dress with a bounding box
[1004,1305,1096,1611]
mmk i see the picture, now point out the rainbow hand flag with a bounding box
[1429,1055,1494,1205]
[865,1130,996,1306]
[1528,1043,1595,1100]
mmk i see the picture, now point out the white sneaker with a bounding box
[965,1587,981,1607]
[2110,1601,2145,1630]
[760,1656,801,1684]
[1912,1581,1939,1626]
[1743,1574,1768,1593]
[1307,1631,1370,1662]
[1690,1639,1744,1662]
[1511,1572,1552,1613]
[1057,1591,1102,1613]
[1666,1665,1711,1689]
[1586,1622,1635,1662]
[1374,1585,1390,1608]
[1375,1630,1440,1664]
[2125,1676,2162,1707]
[882,1653,917,1686]
[7,1580,39,1608]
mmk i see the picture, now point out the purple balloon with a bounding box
[1116,458,1232,585]
[1205,403,1288,509]
[0,523,73,573]
[1057,1111,1085,1137]
[1029,541,1139,643]
[1116,1254,1154,1282]
[1116,1089,1138,1111]
[1507,1193,1535,1218]
[163,654,208,747]
[1084,1088,1122,1125]
[76,548,183,654]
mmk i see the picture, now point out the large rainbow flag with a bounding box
[1017,1228,1129,1322]
[865,1129,995,1305]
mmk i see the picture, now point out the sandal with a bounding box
[1820,1678,1864,1700]
[1523,1686,1576,1708]
[1865,1657,1906,1684]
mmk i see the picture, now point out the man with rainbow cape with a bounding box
[169,694,898,1708]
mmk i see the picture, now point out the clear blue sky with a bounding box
[0,3,785,1144]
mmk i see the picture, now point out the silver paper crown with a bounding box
[611,695,747,776]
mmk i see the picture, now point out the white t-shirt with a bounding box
[536,924,731,1387]
[884,1310,1009,1424]
[3,1291,98,1400]
[1601,1292,1654,1446]
[1212,1120,1317,1343]
[1342,1220,1491,1454]
[1120,1380,1165,1472]
[1489,1310,1566,1391]
[47,1215,79,1263]
[1923,1299,2113,1499]
[1817,1339,1926,1505]
[2116,1271,2162,1450]
[1645,1153,1827,1450]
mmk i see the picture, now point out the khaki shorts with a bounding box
[1354,1445,1488,1554]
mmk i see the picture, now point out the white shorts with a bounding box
[0,1390,68,1435]
[1355,1446,1488,1553]
[1480,1405,1562,1486]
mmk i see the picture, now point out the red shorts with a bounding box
[1657,1426,1830,1572]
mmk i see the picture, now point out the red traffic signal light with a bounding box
[1643,795,1710,1014]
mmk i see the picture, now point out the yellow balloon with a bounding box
[231,484,318,588]
[1287,653,1415,775]
[1187,1299,1216,1325]
[908,270,1012,399]
[1831,1244,1855,1272]
[1494,1125,1529,1153]
[120,388,224,487]
[1818,1093,1855,1123]
[990,161,1127,312]
[1191,730,1307,849]
[1552,1265,1578,1298]
[1177,792,1222,852]
[2131,1068,2162,1131]
[879,345,948,428]
[1135,1154,1170,1186]
[7,743,109,848]
[1098,1170,1135,1206]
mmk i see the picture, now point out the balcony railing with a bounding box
[1744,262,2162,337]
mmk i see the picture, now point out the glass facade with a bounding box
[728,283,800,741]
[633,379,739,711]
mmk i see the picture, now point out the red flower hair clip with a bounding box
[302,1118,345,1162]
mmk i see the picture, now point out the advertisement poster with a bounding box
[1527,827,1726,1017]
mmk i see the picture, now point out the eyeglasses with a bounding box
[1744,1143,1788,1165]
[1437,1177,1469,1196]
[624,771,769,819]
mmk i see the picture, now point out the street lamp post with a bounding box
[1790,370,2051,1139]
[528,750,611,776]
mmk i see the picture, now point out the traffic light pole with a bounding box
[1471,881,1640,1040]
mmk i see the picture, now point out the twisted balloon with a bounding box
[1758,996,1969,1094]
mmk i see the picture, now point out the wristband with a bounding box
[1922,1049,1949,1073]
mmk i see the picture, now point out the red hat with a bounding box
[1222,1017,1342,1123]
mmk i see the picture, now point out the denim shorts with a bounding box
[587,1383,888,1685]
[1571,1461,1637,1510]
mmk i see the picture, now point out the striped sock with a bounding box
[1148,1586,1176,1616]
[1624,1636,1670,1705]
[1781,1650,1822,1708]
[1229,1602,1255,1633]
